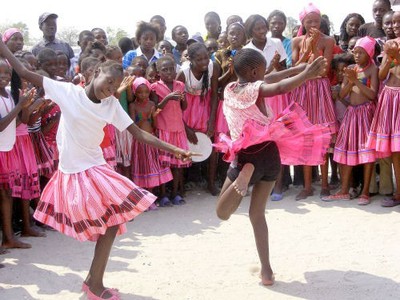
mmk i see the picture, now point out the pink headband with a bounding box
[2,28,21,43]
[354,36,376,62]
[132,77,151,93]
[297,3,321,37]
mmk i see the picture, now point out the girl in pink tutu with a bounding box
[322,37,378,205]
[214,49,330,286]
[291,3,337,200]
[368,11,400,206]
[176,42,220,195]
[150,56,190,205]
[129,77,173,207]
[0,36,192,299]
[0,58,37,251]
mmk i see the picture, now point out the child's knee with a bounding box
[216,208,231,221]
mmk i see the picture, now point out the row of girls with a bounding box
[2,1,400,253]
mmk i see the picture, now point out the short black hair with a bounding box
[233,48,266,78]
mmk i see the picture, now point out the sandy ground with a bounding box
[1,183,400,300]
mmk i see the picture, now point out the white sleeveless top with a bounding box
[182,60,213,95]
[0,89,16,151]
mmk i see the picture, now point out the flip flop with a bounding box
[270,193,283,201]
[381,197,400,207]
[158,196,172,207]
[357,195,370,206]
[171,195,186,205]
[321,193,350,202]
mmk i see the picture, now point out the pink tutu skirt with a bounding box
[14,135,40,200]
[290,77,337,134]
[367,85,400,157]
[182,91,211,133]
[334,102,376,166]
[214,102,331,166]
[214,100,230,147]
[131,139,173,188]
[157,129,191,168]
[0,147,21,195]
[29,131,55,176]
[115,129,133,167]
[34,164,156,241]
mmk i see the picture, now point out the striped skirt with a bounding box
[131,139,173,188]
[33,164,157,242]
[14,135,40,200]
[289,77,337,134]
[334,102,376,166]
[367,85,400,157]
[157,129,191,168]
[214,100,229,146]
[115,129,133,167]
[29,131,55,176]
[0,147,21,195]
[265,93,290,117]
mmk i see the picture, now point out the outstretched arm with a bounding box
[0,35,43,88]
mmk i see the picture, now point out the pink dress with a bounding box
[100,124,117,168]
[182,62,213,133]
[214,81,332,166]
[151,80,190,168]
[367,85,400,157]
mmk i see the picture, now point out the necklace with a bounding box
[355,61,371,73]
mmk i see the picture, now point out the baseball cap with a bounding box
[38,13,58,26]
[186,34,204,45]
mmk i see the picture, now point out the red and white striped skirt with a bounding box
[289,77,337,134]
[115,129,133,167]
[0,147,21,195]
[29,131,55,177]
[157,129,191,168]
[131,139,173,188]
[334,102,376,166]
[367,85,400,157]
[33,164,157,242]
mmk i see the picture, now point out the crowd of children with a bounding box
[1,0,400,296]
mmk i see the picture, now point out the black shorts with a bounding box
[227,141,281,185]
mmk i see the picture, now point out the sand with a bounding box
[1,184,400,300]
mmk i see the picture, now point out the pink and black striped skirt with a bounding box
[334,102,376,166]
[33,164,157,242]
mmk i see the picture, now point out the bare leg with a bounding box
[320,154,330,192]
[296,166,313,200]
[84,225,119,298]
[0,191,31,249]
[339,164,353,194]
[171,168,180,198]
[361,163,374,197]
[207,150,219,196]
[216,163,254,220]
[249,180,276,285]
[392,152,400,200]
[272,166,284,195]
[21,199,46,237]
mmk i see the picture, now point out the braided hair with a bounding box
[233,48,266,79]
[188,43,209,100]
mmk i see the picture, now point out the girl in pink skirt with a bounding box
[214,49,330,286]
[368,14,400,205]
[177,42,220,195]
[291,3,338,200]
[322,37,378,205]
[151,56,190,205]
[0,37,192,300]
[0,58,36,250]
[129,77,173,206]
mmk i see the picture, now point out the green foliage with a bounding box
[0,22,30,44]
[57,27,79,47]
[106,27,129,46]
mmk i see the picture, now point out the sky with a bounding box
[0,0,391,41]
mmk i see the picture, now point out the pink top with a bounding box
[223,81,273,141]
[151,80,185,132]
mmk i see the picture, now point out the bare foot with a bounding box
[295,189,314,201]
[21,227,46,237]
[0,246,9,255]
[233,163,255,196]
[260,269,275,286]
[2,239,32,249]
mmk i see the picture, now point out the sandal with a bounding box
[381,197,400,207]
[158,196,172,207]
[171,195,186,205]
[357,195,370,206]
[321,192,350,202]
[82,282,119,296]
[85,287,120,300]
[270,193,283,201]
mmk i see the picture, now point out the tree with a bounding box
[57,27,79,47]
[106,27,129,46]
[285,16,298,38]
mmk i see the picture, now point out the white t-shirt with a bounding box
[43,77,133,173]
[0,90,16,152]
[244,37,287,67]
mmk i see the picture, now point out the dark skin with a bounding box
[40,17,57,42]
[0,34,194,299]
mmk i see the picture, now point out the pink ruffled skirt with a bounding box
[0,147,21,195]
[33,164,157,242]
[214,102,331,166]
[182,92,211,133]
[367,85,400,157]
[334,102,376,166]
